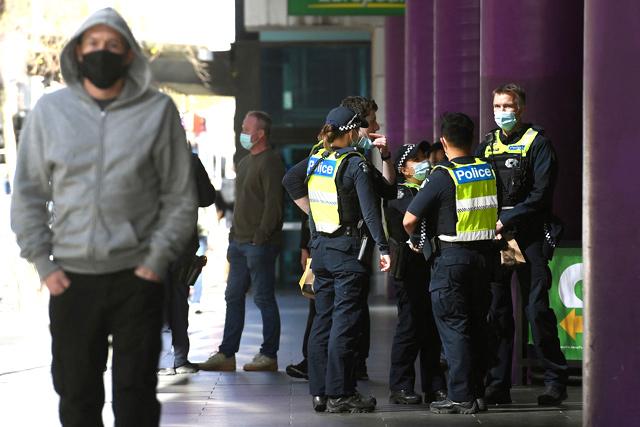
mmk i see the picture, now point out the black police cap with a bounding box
[325,106,369,132]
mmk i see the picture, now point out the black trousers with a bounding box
[308,234,367,397]
[164,262,191,367]
[389,252,445,393]
[355,275,371,367]
[486,235,568,391]
[430,246,491,402]
[302,276,369,368]
[302,298,316,360]
[49,269,164,427]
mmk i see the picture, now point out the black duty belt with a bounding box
[317,224,359,238]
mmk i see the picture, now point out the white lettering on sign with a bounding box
[453,164,493,183]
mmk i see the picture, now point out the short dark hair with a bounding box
[430,141,444,152]
[440,112,474,149]
[340,96,378,118]
[246,110,272,140]
[492,83,526,108]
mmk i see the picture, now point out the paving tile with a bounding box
[0,290,583,427]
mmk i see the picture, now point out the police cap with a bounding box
[394,140,431,174]
[325,106,369,132]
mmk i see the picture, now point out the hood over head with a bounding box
[60,7,151,104]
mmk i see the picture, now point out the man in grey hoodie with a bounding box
[10,8,197,427]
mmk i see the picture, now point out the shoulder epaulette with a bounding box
[531,124,545,134]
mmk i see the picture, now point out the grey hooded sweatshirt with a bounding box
[11,8,197,281]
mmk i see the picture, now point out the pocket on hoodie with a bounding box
[94,220,141,259]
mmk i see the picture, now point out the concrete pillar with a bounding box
[584,1,640,425]
[404,0,434,144]
[384,16,405,152]
[433,0,480,140]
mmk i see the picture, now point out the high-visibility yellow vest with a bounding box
[433,159,498,242]
[307,147,362,233]
[484,128,538,158]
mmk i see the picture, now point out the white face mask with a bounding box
[240,132,253,150]
[494,111,517,131]
[412,160,431,181]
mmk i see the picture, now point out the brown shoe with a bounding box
[243,353,278,372]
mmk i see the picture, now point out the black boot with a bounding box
[312,395,327,412]
[484,387,512,404]
[389,389,421,404]
[430,398,479,414]
[327,393,376,413]
[537,385,567,406]
[286,359,308,380]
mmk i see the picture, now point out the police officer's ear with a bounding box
[440,136,449,156]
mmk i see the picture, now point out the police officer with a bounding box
[404,112,497,415]
[385,141,446,405]
[477,83,568,405]
[282,97,395,382]
[303,106,391,413]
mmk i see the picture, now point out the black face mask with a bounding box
[79,50,128,89]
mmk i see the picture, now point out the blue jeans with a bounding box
[219,240,281,358]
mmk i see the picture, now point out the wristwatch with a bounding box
[381,152,391,160]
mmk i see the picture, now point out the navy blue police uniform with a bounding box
[282,143,395,381]
[476,125,568,402]
[385,182,446,402]
[407,156,495,412]
[301,144,388,412]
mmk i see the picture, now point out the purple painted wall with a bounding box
[384,16,405,153]
[433,0,480,141]
[404,0,434,144]
[584,0,640,425]
[479,0,583,240]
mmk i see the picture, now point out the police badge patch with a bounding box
[505,158,520,168]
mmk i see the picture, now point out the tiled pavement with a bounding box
[0,290,582,427]
[0,223,583,426]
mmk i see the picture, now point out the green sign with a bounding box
[288,0,405,16]
[530,247,583,360]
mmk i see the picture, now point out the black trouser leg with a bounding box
[109,271,164,427]
[50,273,110,427]
[485,263,515,392]
[308,271,334,396]
[430,247,490,402]
[302,298,316,360]
[518,238,568,387]
[166,263,190,367]
[389,277,420,391]
[355,275,370,367]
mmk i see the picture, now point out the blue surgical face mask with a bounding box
[353,135,372,153]
[240,132,253,150]
[494,111,517,132]
[412,160,431,181]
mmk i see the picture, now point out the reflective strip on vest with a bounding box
[484,127,538,157]
[307,148,354,233]
[434,159,498,242]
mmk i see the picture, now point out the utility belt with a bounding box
[316,220,371,263]
[316,223,361,238]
